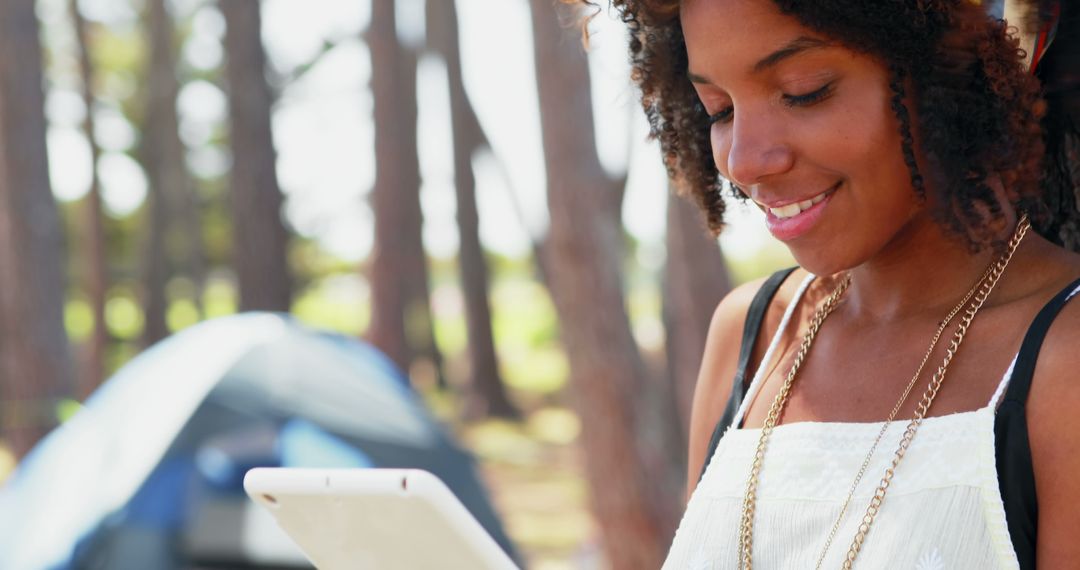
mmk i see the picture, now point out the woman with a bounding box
[591,0,1080,567]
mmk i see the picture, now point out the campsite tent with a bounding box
[0,313,516,569]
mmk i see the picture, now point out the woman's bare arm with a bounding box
[684,277,771,500]
[1026,297,1080,568]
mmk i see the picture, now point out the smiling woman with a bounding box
[583,0,1080,568]
[683,9,922,272]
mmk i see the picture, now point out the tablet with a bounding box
[243,468,520,570]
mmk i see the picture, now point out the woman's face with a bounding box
[681,0,924,275]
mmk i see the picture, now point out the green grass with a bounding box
[64,298,93,342]
[105,291,143,340]
[291,276,370,335]
[203,279,238,319]
[166,298,200,332]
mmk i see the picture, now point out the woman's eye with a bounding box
[708,107,733,125]
[782,82,835,107]
[706,82,833,125]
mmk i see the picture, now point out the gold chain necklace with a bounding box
[814,262,991,570]
[737,215,1031,570]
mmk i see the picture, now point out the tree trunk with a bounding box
[141,0,192,346]
[426,0,518,419]
[178,165,207,317]
[529,1,676,566]
[366,0,445,387]
[662,190,732,451]
[0,0,76,457]
[69,0,110,398]
[220,0,292,313]
[138,173,169,347]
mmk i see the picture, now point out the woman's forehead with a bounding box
[681,0,831,79]
[681,0,798,39]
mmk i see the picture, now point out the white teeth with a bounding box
[770,203,803,218]
[768,189,832,219]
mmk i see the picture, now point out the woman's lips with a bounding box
[761,183,839,241]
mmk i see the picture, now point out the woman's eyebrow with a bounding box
[687,36,831,84]
[753,36,830,72]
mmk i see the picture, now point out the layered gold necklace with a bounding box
[737,215,1031,570]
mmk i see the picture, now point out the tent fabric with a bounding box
[0,313,516,569]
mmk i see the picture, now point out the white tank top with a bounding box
[664,274,1021,569]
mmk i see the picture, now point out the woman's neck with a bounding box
[842,213,1013,323]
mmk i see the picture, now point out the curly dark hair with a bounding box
[579,0,1080,252]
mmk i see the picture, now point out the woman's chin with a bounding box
[788,249,859,277]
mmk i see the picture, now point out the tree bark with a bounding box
[529,1,676,566]
[663,190,732,450]
[0,0,76,457]
[220,0,292,313]
[141,0,196,346]
[69,0,110,397]
[366,0,445,386]
[426,0,518,419]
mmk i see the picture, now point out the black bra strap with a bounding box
[995,275,1080,570]
[698,267,796,483]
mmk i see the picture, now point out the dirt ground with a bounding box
[461,414,605,569]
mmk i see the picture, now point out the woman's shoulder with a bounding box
[1022,243,1080,410]
[1019,247,1080,563]
[701,266,837,362]
[1016,240,1080,363]
[708,272,786,339]
[701,266,808,368]
[685,267,810,489]
[691,276,771,408]
[698,265,822,374]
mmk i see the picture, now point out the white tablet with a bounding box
[243,468,521,570]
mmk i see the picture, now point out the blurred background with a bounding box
[0,0,795,568]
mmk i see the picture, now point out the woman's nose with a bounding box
[719,111,795,186]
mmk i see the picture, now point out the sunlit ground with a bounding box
[462,414,598,569]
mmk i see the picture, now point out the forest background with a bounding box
[0,0,794,567]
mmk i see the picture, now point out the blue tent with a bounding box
[0,313,516,569]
